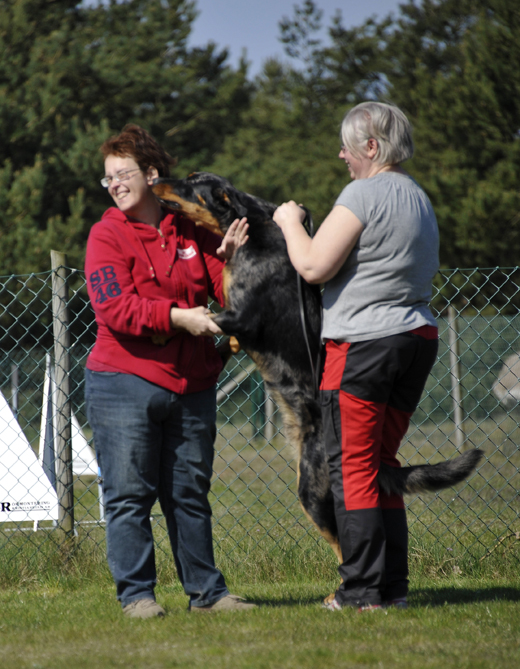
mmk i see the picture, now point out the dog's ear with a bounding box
[213,187,248,218]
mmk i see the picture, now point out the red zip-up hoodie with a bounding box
[85,207,226,394]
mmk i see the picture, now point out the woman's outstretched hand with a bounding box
[216,217,249,260]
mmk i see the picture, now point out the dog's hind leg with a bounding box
[290,399,346,604]
[297,456,341,562]
[298,451,344,605]
[270,383,343,561]
[299,502,342,562]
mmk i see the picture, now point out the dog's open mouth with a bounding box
[151,181,181,208]
[151,179,225,237]
[160,198,180,209]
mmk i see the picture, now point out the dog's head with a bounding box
[152,172,277,237]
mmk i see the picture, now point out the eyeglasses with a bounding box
[100,168,141,188]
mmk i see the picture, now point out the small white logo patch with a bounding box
[177,246,197,260]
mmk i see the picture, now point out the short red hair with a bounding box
[100,124,176,177]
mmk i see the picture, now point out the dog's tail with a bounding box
[378,449,484,496]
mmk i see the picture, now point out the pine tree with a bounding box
[380,0,520,268]
[0,0,251,274]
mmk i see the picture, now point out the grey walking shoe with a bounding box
[190,594,257,612]
[123,599,165,619]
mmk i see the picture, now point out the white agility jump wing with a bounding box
[38,355,98,482]
[0,391,59,523]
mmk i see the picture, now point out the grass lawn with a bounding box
[0,407,518,668]
[0,561,519,669]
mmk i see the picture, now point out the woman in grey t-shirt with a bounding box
[273,101,439,612]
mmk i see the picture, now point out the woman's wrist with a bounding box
[170,307,186,330]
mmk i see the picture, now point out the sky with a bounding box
[188,0,404,77]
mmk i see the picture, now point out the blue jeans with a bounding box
[85,370,229,608]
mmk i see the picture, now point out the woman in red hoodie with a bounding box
[85,125,253,617]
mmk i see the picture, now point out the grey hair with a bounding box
[340,102,414,165]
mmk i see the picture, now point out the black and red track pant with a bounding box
[319,326,438,607]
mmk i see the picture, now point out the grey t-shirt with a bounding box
[322,172,439,342]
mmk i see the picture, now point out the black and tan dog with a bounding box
[152,171,483,562]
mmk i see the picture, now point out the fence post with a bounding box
[10,363,18,417]
[264,389,276,442]
[50,250,74,536]
[448,305,465,450]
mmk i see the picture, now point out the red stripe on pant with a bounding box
[338,392,412,511]
[320,340,349,390]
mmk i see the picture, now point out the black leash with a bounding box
[297,207,322,398]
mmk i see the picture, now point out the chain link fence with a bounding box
[0,265,519,570]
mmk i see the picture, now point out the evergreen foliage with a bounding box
[212,0,520,269]
[0,0,250,273]
[383,0,520,268]
[0,0,519,274]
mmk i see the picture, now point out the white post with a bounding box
[264,389,276,442]
[10,363,18,417]
[448,305,465,450]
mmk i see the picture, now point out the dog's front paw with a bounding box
[212,310,242,337]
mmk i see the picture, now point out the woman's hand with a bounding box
[273,201,306,232]
[272,202,364,285]
[216,217,249,260]
[170,306,223,337]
